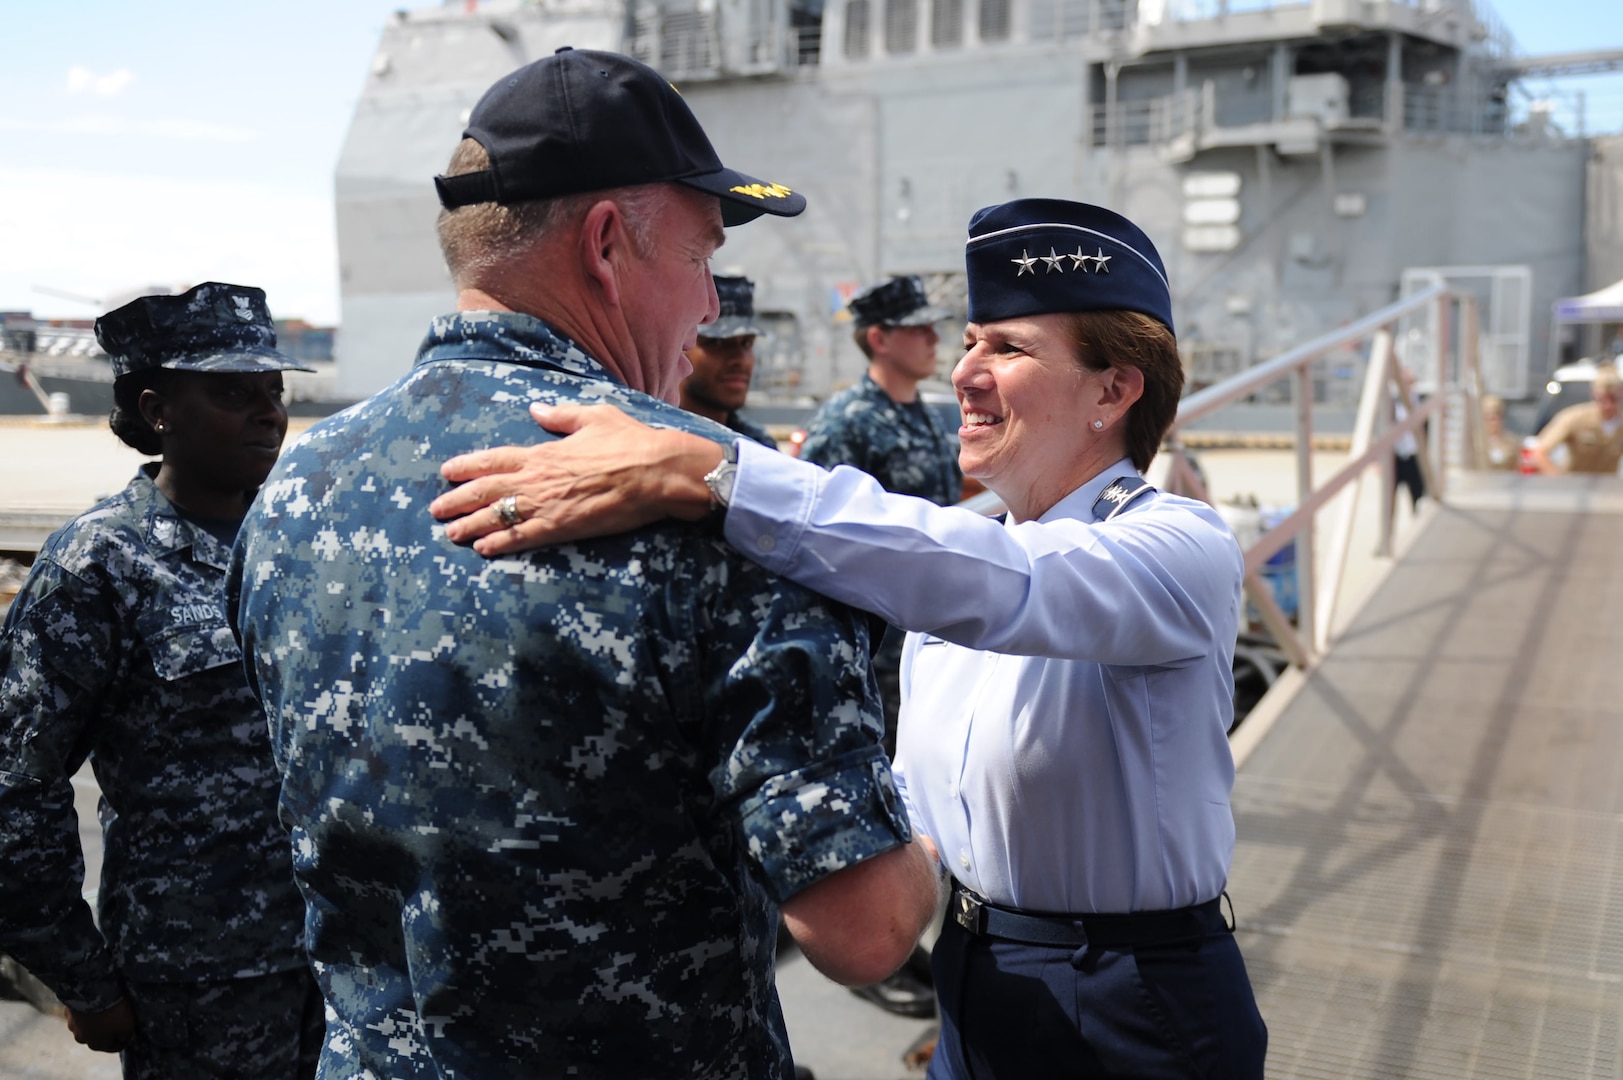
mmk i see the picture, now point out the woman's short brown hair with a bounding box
[1059,310,1182,472]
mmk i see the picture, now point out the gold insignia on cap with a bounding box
[729,182,794,201]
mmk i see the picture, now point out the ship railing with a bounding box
[1089,79,1522,147]
[1400,82,1509,136]
[628,0,806,79]
[1161,281,1485,674]
[1089,87,1202,146]
[5,327,105,360]
[1149,0,1513,54]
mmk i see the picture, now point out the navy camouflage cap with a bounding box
[95,282,314,379]
[964,199,1174,333]
[848,275,951,330]
[699,276,765,340]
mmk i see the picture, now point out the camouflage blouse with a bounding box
[229,311,911,1080]
[798,372,962,506]
[0,466,305,1013]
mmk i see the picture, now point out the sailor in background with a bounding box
[679,274,777,448]
[1392,366,1427,509]
[796,273,963,1019]
[0,283,320,1079]
[799,275,961,508]
[1480,394,1520,470]
[430,196,1269,1078]
[1531,363,1623,474]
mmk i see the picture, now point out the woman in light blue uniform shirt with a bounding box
[432,198,1267,1079]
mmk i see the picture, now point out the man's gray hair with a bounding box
[436,139,669,286]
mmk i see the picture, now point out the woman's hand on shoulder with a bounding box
[429,403,722,556]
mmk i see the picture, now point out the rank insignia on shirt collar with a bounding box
[1092,476,1154,522]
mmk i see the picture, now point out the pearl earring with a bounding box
[1092,419,1104,430]
[154,424,166,433]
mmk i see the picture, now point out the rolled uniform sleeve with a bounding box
[693,549,912,903]
[0,564,124,1013]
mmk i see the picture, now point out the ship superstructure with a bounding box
[333,0,1621,403]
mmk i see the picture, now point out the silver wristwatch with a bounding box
[703,440,740,510]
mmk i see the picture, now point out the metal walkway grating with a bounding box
[1231,491,1623,1078]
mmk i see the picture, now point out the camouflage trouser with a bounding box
[121,966,322,1080]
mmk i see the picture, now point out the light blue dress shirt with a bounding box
[724,439,1244,915]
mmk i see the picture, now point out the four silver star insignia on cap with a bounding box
[1012,245,1113,277]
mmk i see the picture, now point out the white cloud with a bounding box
[0,166,339,324]
[67,66,135,97]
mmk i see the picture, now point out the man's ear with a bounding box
[865,325,885,356]
[580,198,627,308]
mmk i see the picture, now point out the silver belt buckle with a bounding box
[953,888,984,934]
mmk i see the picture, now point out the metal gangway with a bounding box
[1162,284,1623,1077]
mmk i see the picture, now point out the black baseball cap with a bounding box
[434,47,806,227]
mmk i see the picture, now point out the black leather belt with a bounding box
[950,882,1232,950]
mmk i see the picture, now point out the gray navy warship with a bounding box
[2,0,1618,415]
[329,0,1623,408]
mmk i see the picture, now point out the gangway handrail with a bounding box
[1157,280,1484,673]
[1175,283,1447,427]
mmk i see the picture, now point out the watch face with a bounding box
[706,462,738,507]
[717,465,738,504]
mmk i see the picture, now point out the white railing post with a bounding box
[1315,327,1393,653]
[1292,364,1316,662]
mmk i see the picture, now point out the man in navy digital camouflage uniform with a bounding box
[798,276,963,1018]
[0,283,320,1078]
[799,276,961,506]
[228,47,939,1080]
[680,274,778,448]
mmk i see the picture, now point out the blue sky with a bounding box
[0,0,1616,325]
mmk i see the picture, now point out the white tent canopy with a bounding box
[1554,278,1623,324]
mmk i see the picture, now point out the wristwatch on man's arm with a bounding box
[702,439,740,513]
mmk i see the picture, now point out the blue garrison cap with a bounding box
[848,275,951,329]
[95,282,313,380]
[964,199,1174,334]
[700,275,766,340]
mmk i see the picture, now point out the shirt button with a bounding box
[757,533,776,552]
[958,852,971,870]
[947,782,958,799]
